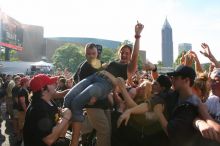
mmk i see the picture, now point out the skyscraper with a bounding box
[162,18,173,67]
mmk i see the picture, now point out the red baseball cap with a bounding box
[20,77,29,86]
[30,74,58,92]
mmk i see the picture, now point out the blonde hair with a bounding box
[135,79,152,103]
[193,72,210,101]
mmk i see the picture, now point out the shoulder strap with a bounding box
[74,60,87,83]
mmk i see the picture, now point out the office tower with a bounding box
[162,18,173,67]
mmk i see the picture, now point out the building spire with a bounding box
[163,17,171,29]
[161,16,173,67]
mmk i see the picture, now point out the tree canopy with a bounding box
[52,43,85,73]
[52,43,117,73]
[101,47,117,63]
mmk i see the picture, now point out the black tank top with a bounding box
[105,61,128,80]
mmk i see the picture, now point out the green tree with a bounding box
[10,50,20,61]
[174,52,183,67]
[0,48,19,61]
[121,40,133,46]
[101,48,117,63]
[138,56,143,71]
[203,63,210,72]
[157,61,163,67]
[174,51,188,68]
[52,43,84,73]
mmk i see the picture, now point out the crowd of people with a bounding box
[0,21,220,146]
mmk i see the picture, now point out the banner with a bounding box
[0,42,23,51]
[0,11,23,51]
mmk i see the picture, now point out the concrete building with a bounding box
[162,18,173,67]
[16,24,44,61]
[178,43,192,55]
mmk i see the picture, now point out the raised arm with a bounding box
[190,51,203,73]
[200,43,220,68]
[183,51,194,67]
[127,22,144,75]
[208,63,215,79]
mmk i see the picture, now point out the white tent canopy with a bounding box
[31,61,54,68]
[0,61,54,75]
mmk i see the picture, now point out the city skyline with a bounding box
[0,0,220,64]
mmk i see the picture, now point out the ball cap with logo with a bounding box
[30,74,58,92]
[167,65,196,81]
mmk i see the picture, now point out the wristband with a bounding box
[135,34,141,39]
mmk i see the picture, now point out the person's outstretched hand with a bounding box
[184,53,194,67]
[180,52,186,65]
[117,110,131,128]
[190,51,199,61]
[181,51,193,67]
[135,21,144,35]
[200,43,213,59]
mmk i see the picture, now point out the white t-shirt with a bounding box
[205,95,220,123]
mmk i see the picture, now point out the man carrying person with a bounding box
[65,21,144,146]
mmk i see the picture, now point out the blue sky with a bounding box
[0,0,220,63]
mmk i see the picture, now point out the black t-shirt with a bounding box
[149,90,179,120]
[74,60,100,83]
[0,87,6,98]
[2,80,9,90]
[0,81,8,98]
[105,61,128,80]
[23,98,59,146]
[12,86,21,109]
[168,103,198,146]
[18,88,30,111]
[149,90,205,146]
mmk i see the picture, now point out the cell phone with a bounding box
[96,44,102,59]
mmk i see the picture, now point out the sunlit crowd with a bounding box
[0,22,220,146]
